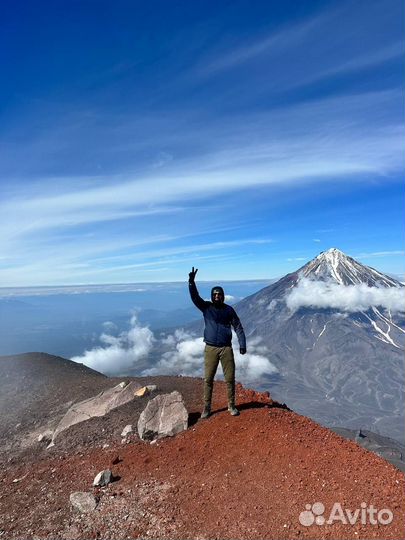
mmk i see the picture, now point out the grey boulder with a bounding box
[137,391,188,441]
[69,492,98,513]
[121,424,133,437]
[93,469,112,487]
[49,381,142,446]
[37,430,53,443]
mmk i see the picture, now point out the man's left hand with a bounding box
[240,347,246,355]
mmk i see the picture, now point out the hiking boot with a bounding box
[201,405,211,419]
[228,405,240,416]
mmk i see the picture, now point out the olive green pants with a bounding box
[204,344,235,407]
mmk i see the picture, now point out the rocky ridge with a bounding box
[0,353,404,539]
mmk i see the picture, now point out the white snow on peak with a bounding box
[300,248,401,287]
[316,249,345,284]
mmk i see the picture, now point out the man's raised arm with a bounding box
[188,267,207,311]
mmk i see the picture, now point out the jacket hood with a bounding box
[211,286,225,303]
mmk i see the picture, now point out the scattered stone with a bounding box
[37,430,53,443]
[12,473,28,484]
[134,387,149,397]
[355,429,366,443]
[93,469,112,487]
[121,424,133,437]
[70,492,98,513]
[133,384,157,396]
[138,391,188,441]
[50,381,142,445]
[111,456,121,465]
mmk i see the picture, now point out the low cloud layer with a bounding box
[143,331,278,384]
[286,278,405,313]
[71,315,155,374]
[71,317,278,384]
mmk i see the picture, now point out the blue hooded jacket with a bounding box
[189,281,246,348]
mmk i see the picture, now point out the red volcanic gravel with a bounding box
[1,379,404,540]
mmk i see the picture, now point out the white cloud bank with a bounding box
[71,318,278,384]
[71,314,155,374]
[144,331,278,384]
[286,278,405,313]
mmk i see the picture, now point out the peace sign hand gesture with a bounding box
[189,267,198,282]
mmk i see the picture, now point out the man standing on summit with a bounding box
[188,267,247,418]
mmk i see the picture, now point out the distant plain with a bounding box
[0,280,272,358]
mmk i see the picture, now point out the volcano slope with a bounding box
[228,248,405,442]
[0,354,404,540]
[0,352,114,455]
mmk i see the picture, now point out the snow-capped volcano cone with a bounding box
[216,248,405,442]
[298,247,401,286]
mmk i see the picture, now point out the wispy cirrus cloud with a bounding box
[2,91,403,240]
[354,251,405,259]
[194,2,403,92]
[311,41,404,80]
[1,88,403,285]
[1,1,403,286]
[195,14,325,77]
[89,238,273,265]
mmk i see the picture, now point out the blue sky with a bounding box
[1,0,404,286]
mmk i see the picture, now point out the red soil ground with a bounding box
[1,380,404,540]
